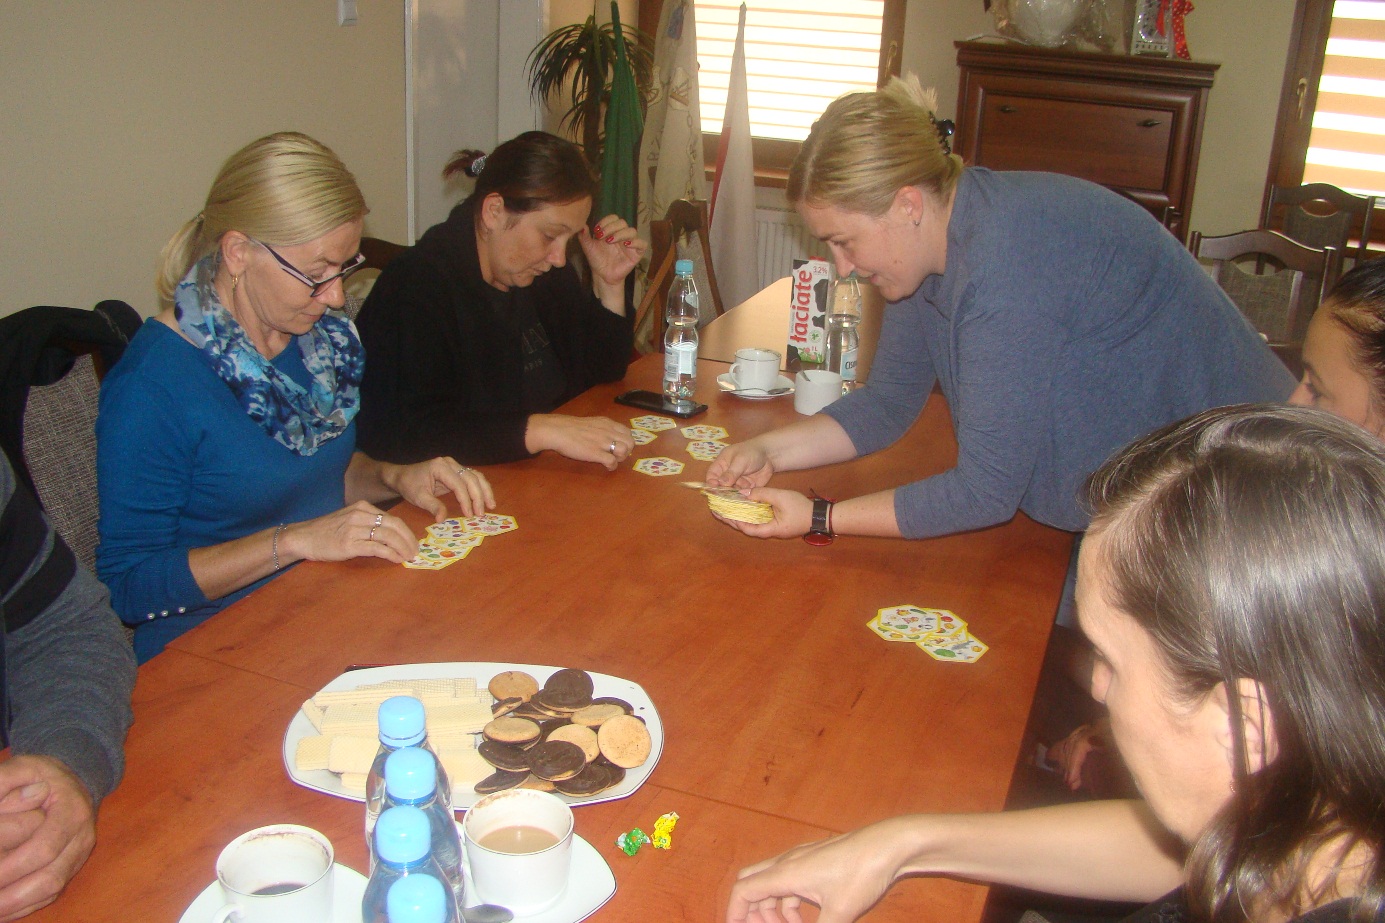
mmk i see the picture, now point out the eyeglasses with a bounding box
[250,238,366,297]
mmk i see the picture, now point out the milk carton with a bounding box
[785,257,831,369]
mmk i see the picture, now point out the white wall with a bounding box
[0,1,408,317]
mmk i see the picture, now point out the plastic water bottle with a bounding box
[363,806,460,923]
[663,259,700,405]
[366,696,452,847]
[387,872,449,923]
[381,747,464,907]
[824,272,862,391]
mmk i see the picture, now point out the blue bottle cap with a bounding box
[378,696,427,747]
[387,872,448,923]
[375,805,430,865]
[675,259,694,275]
[384,746,438,804]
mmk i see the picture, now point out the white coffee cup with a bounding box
[211,824,334,923]
[794,369,844,415]
[730,347,782,391]
[462,789,574,915]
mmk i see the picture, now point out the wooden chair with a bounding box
[1261,183,1375,282]
[344,236,407,319]
[1190,228,1340,378]
[633,199,725,352]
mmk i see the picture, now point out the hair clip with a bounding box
[933,117,955,157]
[468,154,488,178]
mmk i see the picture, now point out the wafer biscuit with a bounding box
[294,735,332,772]
[340,772,368,795]
[328,736,379,775]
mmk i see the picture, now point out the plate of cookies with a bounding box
[282,662,662,811]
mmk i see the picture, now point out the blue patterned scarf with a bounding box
[174,255,363,456]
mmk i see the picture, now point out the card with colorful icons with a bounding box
[868,605,986,662]
[630,427,658,446]
[918,632,989,663]
[680,424,728,441]
[630,415,678,433]
[633,456,685,477]
[685,440,727,461]
[404,541,470,570]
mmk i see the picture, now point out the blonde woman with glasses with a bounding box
[97,132,493,661]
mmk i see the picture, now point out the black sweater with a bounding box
[355,199,633,465]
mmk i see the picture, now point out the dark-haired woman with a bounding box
[726,405,1385,923]
[1289,255,1385,437]
[355,131,647,469]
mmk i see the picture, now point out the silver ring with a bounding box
[457,467,469,476]
[609,440,618,454]
[368,512,383,542]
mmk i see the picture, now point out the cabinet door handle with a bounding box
[1139,118,1162,127]
[998,104,1016,113]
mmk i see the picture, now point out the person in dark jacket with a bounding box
[355,131,647,470]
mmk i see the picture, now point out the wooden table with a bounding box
[35,356,1070,923]
[698,277,887,380]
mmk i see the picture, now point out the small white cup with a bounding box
[211,824,334,923]
[730,347,782,391]
[462,789,574,915]
[794,369,844,415]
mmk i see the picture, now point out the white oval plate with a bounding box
[282,662,663,811]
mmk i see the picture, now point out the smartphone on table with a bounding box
[614,389,708,418]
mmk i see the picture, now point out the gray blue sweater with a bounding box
[824,169,1296,537]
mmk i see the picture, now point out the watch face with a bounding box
[803,531,834,546]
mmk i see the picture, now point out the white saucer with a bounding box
[717,372,794,400]
[461,833,614,923]
[179,863,366,923]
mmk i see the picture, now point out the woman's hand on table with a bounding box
[525,413,633,470]
[713,488,813,539]
[706,442,776,489]
[385,456,495,521]
[282,501,418,564]
[727,822,916,923]
[0,755,96,922]
[582,215,647,312]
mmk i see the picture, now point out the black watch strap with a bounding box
[807,497,835,545]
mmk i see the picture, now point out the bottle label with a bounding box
[665,342,697,376]
[841,348,859,381]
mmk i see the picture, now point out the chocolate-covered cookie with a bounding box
[474,768,527,794]
[589,696,634,714]
[541,669,594,709]
[528,740,587,781]
[478,739,532,772]
[553,761,612,796]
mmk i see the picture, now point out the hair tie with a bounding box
[194,211,206,225]
[930,115,955,157]
[468,154,487,178]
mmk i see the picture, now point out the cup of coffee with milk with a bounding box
[462,789,574,915]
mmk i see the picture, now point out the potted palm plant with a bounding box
[526,2,654,167]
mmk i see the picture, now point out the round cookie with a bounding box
[474,768,527,794]
[572,703,625,728]
[553,761,613,796]
[483,716,541,746]
[528,740,587,781]
[589,696,634,714]
[518,773,556,792]
[478,739,532,772]
[534,688,588,713]
[546,723,600,761]
[597,714,652,769]
[489,671,540,702]
[541,669,595,709]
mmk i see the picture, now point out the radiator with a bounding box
[755,208,827,290]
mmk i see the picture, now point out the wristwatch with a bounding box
[805,496,835,546]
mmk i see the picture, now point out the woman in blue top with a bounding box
[97,132,494,661]
[707,76,1293,542]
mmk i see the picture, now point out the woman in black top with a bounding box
[356,131,646,468]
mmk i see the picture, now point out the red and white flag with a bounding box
[709,2,760,310]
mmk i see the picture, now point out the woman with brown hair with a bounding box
[727,404,1385,923]
[355,131,647,470]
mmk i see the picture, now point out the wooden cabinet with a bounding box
[954,40,1218,241]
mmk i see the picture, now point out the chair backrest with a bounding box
[1190,228,1340,376]
[1262,182,1375,274]
[634,199,725,352]
[344,236,408,320]
[23,352,101,572]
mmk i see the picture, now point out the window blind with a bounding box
[1304,0,1385,195]
[696,1,886,141]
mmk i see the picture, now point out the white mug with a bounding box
[730,347,781,391]
[462,789,574,915]
[794,369,844,415]
[211,824,334,923]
